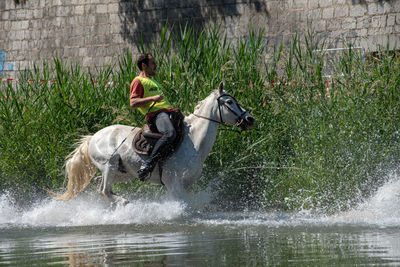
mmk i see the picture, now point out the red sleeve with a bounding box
[130,78,144,100]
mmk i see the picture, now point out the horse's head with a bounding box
[216,82,255,131]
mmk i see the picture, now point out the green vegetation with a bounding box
[0,24,399,211]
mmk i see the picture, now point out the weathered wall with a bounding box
[1,0,399,78]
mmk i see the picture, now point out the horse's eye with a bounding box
[226,99,233,104]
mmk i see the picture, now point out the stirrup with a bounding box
[137,162,154,181]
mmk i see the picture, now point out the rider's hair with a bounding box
[137,53,153,71]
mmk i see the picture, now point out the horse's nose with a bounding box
[245,116,255,126]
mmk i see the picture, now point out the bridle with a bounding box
[194,93,247,128]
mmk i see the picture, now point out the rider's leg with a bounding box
[138,112,176,180]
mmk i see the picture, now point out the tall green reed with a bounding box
[0,24,399,211]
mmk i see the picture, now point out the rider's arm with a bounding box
[131,95,163,108]
[129,78,164,109]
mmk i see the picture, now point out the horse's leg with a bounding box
[100,154,129,206]
[163,176,187,200]
[94,175,103,192]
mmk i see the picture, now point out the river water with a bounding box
[1,177,400,266]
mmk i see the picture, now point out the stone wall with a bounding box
[0,0,399,78]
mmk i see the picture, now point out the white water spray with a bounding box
[331,175,400,226]
[0,193,186,228]
[1,175,399,228]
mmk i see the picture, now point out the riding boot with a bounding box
[138,112,176,181]
[138,153,161,181]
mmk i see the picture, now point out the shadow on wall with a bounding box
[118,0,269,45]
[351,0,390,5]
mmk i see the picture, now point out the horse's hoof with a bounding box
[120,199,129,206]
[94,176,102,184]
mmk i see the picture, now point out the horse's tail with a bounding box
[50,136,97,201]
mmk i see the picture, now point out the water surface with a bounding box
[1,178,400,266]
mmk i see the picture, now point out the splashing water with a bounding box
[330,176,400,226]
[1,176,399,228]
[0,193,187,228]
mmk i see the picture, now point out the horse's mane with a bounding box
[193,90,219,112]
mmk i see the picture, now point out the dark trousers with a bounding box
[148,112,176,161]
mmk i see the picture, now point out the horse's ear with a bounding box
[218,82,224,94]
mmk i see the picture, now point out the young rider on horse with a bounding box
[130,53,179,181]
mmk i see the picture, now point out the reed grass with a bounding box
[0,24,399,211]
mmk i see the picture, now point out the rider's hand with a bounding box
[152,94,164,102]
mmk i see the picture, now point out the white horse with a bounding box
[54,83,254,205]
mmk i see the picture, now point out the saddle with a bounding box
[132,111,185,158]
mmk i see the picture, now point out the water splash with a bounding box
[1,175,399,228]
[330,175,400,226]
[193,174,400,227]
[0,193,186,228]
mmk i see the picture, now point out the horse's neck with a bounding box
[186,94,220,163]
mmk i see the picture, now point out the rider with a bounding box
[130,53,178,181]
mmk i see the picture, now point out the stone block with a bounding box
[342,17,356,29]
[109,22,122,33]
[356,28,368,37]
[97,4,108,14]
[387,14,396,26]
[74,5,85,15]
[309,0,319,9]
[112,33,124,44]
[108,3,119,13]
[318,0,332,8]
[313,19,326,32]
[367,2,388,16]
[371,15,387,28]
[78,47,88,57]
[14,20,29,30]
[84,5,96,15]
[5,0,16,10]
[322,7,334,19]
[334,6,348,18]
[368,27,384,35]
[48,6,58,17]
[45,0,53,6]
[383,26,393,34]
[7,31,19,41]
[25,10,34,20]
[13,41,22,51]
[326,18,341,30]
[306,9,322,20]
[22,29,31,39]
[356,16,371,29]
[84,15,97,25]
[388,34,400,50]
[52,0,62,6]
[33,8,44,19]
[2,11,10,20]
[95,14,110,24]
[350,5,367,17]
[291,0,307,9]
[58,6,72,17]
[64,47,80,58]
[15,9,26,20]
